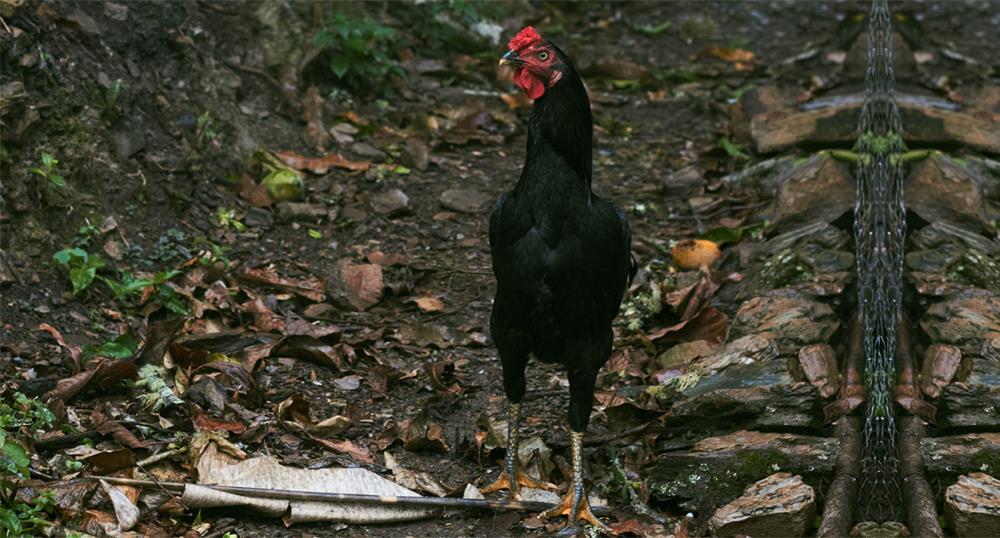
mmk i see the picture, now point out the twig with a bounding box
[89,476,612,515]
[136,446,187,468]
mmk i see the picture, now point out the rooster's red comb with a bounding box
[508,26,542,52]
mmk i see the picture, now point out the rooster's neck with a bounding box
[524,66,593,188]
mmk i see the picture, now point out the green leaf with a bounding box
[82,333,139,360]
[719,136,751,161]
[392,165,410,175]
[53,248,86,266]
[330,55,350,79]
[48,174,65,188]
[1,435,29,473]
[636,20,672,36]
[307,229,322,239]
[69,266,96,294]
[41,153,55,169]
[700,221,766,246]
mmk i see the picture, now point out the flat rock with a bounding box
[920,291,1000,352]
[938,382,1000,430]
[906,155,993,232]
[744,86,1000,154]
[439,188,492,213]
[922,433,1000,480]
[276,202,326,222]
[371,189,410,217]
[921,344,962,399]
[111,128,146,159]
[351,142,386,162]
[945,473,1000,537]
[670,380,824,431]
[798,343,839,398]
[732,293,839,347]
[774,154,854,225]
[708,472,816,538]
[650,433,835,509]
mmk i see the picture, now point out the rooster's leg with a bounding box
[481,402,558,498]
[539,431,610,532]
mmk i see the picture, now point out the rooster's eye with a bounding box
[538,51,548,60]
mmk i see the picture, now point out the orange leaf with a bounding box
[703,46,756,64]
[273,150,370,174]
[413,296,445,313]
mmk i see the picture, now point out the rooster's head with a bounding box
[500,26,565,100]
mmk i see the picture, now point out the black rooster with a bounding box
[483,27,634,530]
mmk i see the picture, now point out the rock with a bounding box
[650,432,835,509]
[663,166,703,196]
[938,383,1000,430]
[708,473,815,538]
[275,202,326,223]
[439,188,492,213]
[65,10,101,35]
[670,379,824,431]
[351,142,386,162]
[103,2,128,21]
[922,433,1000,481]
[656,339,719,369]
[111,128,146,159]
[371,189,410,218]
[906,155,993,232]
[402,137,429,171]
[920,291,1000,352]
[921,344,962,398]
[798,344,839,398]
[945,473,1000,537]
[745,86,1000,154]
[695,333,778,375]
[774,154,854,225]
[732,293,839,348]
[244,207,273,229]
[325,261,384,311]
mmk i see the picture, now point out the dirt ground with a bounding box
[2,1,998,537]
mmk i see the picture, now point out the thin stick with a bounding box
[90,476,611,515]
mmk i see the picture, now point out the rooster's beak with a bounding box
[499,50,520,66]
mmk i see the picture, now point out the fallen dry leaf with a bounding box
[412,296,445,313]
[273,150,370,174]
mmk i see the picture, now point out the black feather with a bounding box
[489,42,633,432]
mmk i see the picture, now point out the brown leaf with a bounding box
[235,266,325,302]
[703,46,756,70]
[412,296,445,313]
[401,409,449,452]
[276,393,313,429]
[236,172,273,207]
[191,406,247,434]
[647,307,729,345]
[302,85,331,150]
[238,297,285,333]
[39,322,82,372]
[335,261,384,311]
[92,408,149,450]
[83,448,136,473]
[311,437,374,464]
[273,150,370,174]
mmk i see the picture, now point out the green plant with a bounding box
[196,111,217,144]
[2,394,56,536]
[104,79,124,111]
[30,152,65,188]
[216,208,246,231]
[53,248,106,294]
[82,332,139,361]
[719,136,751,161]
[102,270,188,316]
[314,13,401,94]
